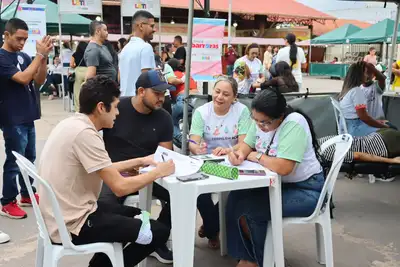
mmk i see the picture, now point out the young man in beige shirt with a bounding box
[38,75,175,267]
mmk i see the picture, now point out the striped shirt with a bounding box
[318,133,388,163]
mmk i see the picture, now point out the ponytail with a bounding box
[286,33,298,69]
[289,44,298,69]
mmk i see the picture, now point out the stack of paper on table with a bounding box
[140,146,204,177]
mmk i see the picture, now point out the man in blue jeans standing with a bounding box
[0,18,52,219]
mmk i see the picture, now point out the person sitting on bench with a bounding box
[339,61,390,136]
[319,128,400,164]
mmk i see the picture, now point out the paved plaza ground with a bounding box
[1,77,399,267]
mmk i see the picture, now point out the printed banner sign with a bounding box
[59,0,102,15]
[121,0,160,18]
[191,18,226,81]
[16,4,47,57]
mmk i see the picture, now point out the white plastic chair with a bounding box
[263,134,353,267]
[330,97,348,134]
[12,151,124,267]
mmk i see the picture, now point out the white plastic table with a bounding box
[139,170,284,267]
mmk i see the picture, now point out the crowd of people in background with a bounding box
[4,9,400,267]
[40,21,306,109]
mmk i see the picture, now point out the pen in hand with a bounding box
[161,154,166,162]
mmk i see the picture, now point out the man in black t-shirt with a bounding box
[100,70,174,264]
[173,35,186,66]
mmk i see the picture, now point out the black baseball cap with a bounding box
[135,70,174,92]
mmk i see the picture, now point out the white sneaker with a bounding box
[0,231,10,244]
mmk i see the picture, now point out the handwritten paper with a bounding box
[141,146,204,177]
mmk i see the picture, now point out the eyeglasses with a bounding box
[251,114,276,128]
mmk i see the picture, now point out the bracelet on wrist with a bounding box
[36,52,46,59]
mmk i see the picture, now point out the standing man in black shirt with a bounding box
[173,35,186,66]
[100,70,174,264]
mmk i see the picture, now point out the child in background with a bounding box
[233,61,253,95]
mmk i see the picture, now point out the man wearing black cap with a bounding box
[100,70,174,263]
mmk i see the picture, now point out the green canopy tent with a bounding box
[346,18,395,44]
[1,0,91,35]
[311,24,362,44]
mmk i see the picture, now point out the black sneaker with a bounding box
[150,244,173,264]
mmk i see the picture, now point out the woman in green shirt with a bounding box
[189,76,251,249]
[226,89,324,267]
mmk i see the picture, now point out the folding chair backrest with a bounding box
[307,134,353,220]
[12,152,77,250]
[330,97,348,134]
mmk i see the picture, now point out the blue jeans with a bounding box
[197,194,220,239]
[1,122,36,206]
[226,171,325,266]
[345,118,378,137]
[172,94,193,140]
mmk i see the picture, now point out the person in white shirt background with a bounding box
[46,56,64,100]
[338,61,389,136]
[276,33,306,90]
[263,45,273,70]
[360,62,387,121]
[363,47,377,66]
[60,42,73,67]
[119,10,156,97]
[233,43,265,94]
[233,61,253,95]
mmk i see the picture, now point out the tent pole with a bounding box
[158,7,161,55]
[181,0,194,155]
[341,44,344,62]
[386,3,400,91]
[308,24,312,75]
[0,0,3,47]
[58,10,67,111]
[382,42,387,66]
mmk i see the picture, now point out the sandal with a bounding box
[208,236,220,249]
[198,225,206,238]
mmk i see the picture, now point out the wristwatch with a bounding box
[255,152,263,162]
